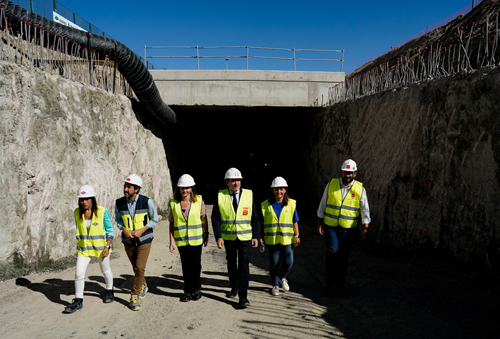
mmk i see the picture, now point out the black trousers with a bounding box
[224,238,251,299]
[178,244,203,294]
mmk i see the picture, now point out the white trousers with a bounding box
[75,254,113,299]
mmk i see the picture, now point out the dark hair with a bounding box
[267,188,289,206]
[78,197,98,220]
[173,186,198,203]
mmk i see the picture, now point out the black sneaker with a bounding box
[238,298,250,307]
[226,287,238,298]
[63,298,83,314]
[180,293,192,302]
[104,289,114,303]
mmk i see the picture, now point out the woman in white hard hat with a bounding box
[63,185,114,314]
[168,174,209,302]
[260,177,300,296]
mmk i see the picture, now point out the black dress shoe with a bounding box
[180,293,192,302]
[226,288,238,298]
[238,298,250,307]
[192,290,202,301]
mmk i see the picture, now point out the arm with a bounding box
[211,199,224,249]
[115,204,132,240]
[169,220,176,253]
[250,197,260,248]
[360,187,371,241]
[317,183,329,235]
[132,198,159,237]
[292,208,300,247]
[201,200,209,247]
[102,208,114,258]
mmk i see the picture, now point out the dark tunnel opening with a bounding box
[162,105,324,213]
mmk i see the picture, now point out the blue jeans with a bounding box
[324,225,355,289]
[267,244,294,286]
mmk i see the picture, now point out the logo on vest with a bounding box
[92,222,99,226]
[242,207,249,216]
[351,193,356,198]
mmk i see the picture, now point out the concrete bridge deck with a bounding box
[151,70,344,107]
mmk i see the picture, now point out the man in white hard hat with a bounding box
[211,167,260,307]
[115,174,159,311]
[317,159,370,296]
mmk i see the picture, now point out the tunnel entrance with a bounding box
[163,105,324,207]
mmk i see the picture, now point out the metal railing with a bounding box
[7,0,155,69]
[144,45,344,72]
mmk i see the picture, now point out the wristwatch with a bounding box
[295,235,300,238]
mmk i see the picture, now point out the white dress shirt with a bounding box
[317,179,371,224]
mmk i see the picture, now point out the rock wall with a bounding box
[0,61,172,280]
[304,70,500,267]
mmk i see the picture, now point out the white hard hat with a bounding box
[271,176,288,188]
[224,167,243,180]
[177,174,196,187]
[124,174,143,187]
[341,159,357,172]
[77,184,96,198]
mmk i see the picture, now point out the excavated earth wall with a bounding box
[304,69,500,267]
[0,61,172,280]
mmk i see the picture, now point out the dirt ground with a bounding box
[1,206,499,339]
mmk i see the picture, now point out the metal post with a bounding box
[293,48,296,71]
[472,1,475,9]
[246,46,249,70]
[30,0,34,12]
[196,45,199,70]
[53,0,56,12]
[226,57,228,70]
[144,45,146,67]
[341,49,344,72]
[113,42,117,93]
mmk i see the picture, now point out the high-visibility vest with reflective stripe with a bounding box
[261,199,296,245]
[116,195,153,246]
[218,189,253,241]
[75,205,111,257]
[324,179,363,228]
[170,196,204,247]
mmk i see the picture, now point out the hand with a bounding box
[204,234,209,247]
[251,238,259,248]
[101,247,110,258]
[131,229,143,238]
[217,238,224,249]
[317,224,324,235]
[169,243,176,253]
[123,228,133,240]
[294,237,301,247]
[361,227,368,241]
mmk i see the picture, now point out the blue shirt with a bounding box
[271,202,299,223]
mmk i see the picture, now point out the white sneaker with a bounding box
[271,286,279,296]
[279,278,290,292]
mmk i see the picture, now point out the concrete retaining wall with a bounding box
[0,61,172,280]
[302,70,500,266]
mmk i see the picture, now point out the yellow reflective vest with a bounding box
[324,179,363,228]
[218,189,253,241]
[261,199,296,245]
[170,196,204,247]
[116,195,153,246]
[75,205,111,257]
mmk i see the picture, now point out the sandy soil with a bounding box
[1,206,499,339]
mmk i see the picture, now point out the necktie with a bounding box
[232,192,238,212]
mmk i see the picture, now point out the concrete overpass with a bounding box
[150,70,345,107]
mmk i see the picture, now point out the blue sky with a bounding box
[54,0,475,74]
